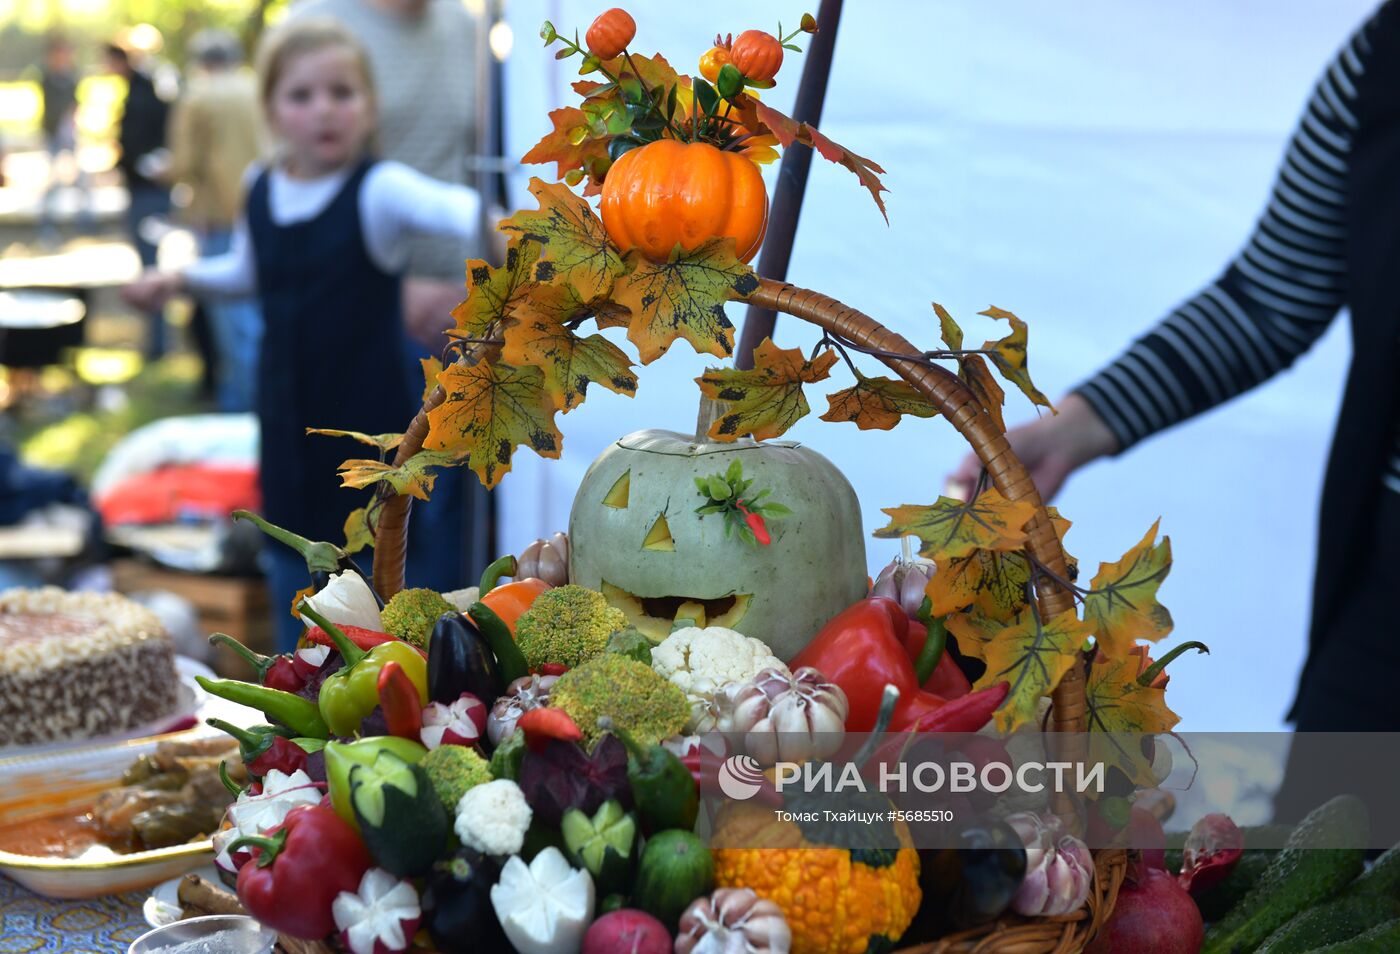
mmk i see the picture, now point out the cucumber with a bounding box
[1306,918,1400,952]
[1342,843,1400,900]
[350,758,451,877]
[1203,796,1368,954]
[1196,852,1277,923]
[632,830,714,930]
[1257,895,1400,953]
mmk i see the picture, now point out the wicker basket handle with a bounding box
[371,278,1088,749]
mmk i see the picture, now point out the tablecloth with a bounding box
[0,874,149,953]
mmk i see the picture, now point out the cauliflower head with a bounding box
[515,584,627,669]
[651,626,789,732]
[422,744,493,812]
[454,778,532,856]
[380,587,456,649]
[551,653,689,745]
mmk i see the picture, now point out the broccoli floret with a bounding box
[604,626,655,666]
[515,584,627,670]
[550,653,689,746]
[421,744,493,811]
[380,587,456,649]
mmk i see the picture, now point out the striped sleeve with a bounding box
[1074,18,1373,451]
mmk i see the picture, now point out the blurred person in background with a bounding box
[39,34,91,242]
[948,3,1399,821]
[104,39,173,360]
[165,29,265,413]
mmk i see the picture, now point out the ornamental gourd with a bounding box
[600,140,769,263]
[567,429,866,661]
[729,30,784,84]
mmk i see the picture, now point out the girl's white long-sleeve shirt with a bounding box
[183,159,481,298]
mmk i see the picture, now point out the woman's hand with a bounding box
[946,393,1120,502]
[121,270,183,313]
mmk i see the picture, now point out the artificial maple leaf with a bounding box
[289,583,316,620]
[976,607,1092,733]
[499,178,626,301]
[979,306,1053,412]
[342,504,378,555]
[423,360,563,488]
[419,357,443,404]
[945,609,1004,662]
[502,311,637,412]
[1083,520,1174,658]
[337,449,456,501]
[520,106,610,181]
[695,339,838,442]
[305,428,403,453]
[1084,652,1181,785]
[933,303,1006,431]
[595,51,683,94]
[752,100,889,221]
[820,375,939,431]
[875,489,1036,562]
[450,239,546,340]
[926,548,1031,619]
[612,238,759,363]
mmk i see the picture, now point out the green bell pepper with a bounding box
[325,736,428,829]
[301,603,428,736]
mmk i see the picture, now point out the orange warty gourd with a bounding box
[698,45,731,83]
[585,8,636,60]
[600,140,769,263]
[729,30,783,84]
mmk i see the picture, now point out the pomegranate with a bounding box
[1085,866,1204,954]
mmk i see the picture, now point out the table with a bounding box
[0,874,150,952]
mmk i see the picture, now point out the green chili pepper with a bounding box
[301,603,428,737]
[466,601,530,684]
[194,675,329,739]
[600,717,698,833]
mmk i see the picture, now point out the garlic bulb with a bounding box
[486,674,559,746]
[1005,812,1094,917]
[517,532,569,587]
[872,553,936,619]
[675,888,792,954]
[727,667,848,765]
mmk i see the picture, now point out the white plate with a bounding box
[0,656,212,762]
[0,730,227,898]
[144,864,223,928]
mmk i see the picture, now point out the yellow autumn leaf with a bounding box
[977,607,1092,733]
[423,360,563,488]
[450,239,545,340]
[875,488,1036,562]
[695,338,838,442]
[1083,519,1174,658]
[499,178,627,302]
[979,305,1053,412]
[820,376,939,431]
[502,309,637,412]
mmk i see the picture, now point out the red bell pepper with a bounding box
[790,597,950,732]
[230,803,372,940]
[377,660,423,740]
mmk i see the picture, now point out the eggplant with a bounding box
[905,820,1027,942]
[422,849,508,954]
[428,612,504,705]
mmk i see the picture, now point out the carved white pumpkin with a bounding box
[568,429,867,660]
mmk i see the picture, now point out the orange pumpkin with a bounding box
[600,140,768,262]
[730,30,783,84]
[586,8,636,60]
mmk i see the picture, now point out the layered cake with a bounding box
[0,588,180,747]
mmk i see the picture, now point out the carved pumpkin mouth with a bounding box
[601,581,752,640]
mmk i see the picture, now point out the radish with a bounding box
[582,909,671,954]
[1085,866,1204,954]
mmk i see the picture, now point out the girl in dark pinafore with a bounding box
[124,20,482,651]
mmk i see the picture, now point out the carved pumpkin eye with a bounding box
[603,471,630,508]
[642,513,675,551]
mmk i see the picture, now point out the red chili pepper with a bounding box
[264,656,304,693]
[789,597,949,732]
[904,681,1008,733]
[736,501,771,545]
[230,803,372,940]
[377,660,423,740]
[537,662,569,677]
[517,706,583,753]
[206,719,308,778]
[305,624,427,659]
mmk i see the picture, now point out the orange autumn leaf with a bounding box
[612,237,758,364]
[419,357,443,404]
[1083,519,1174,658]
[820,376,939,431]
[1084,651,1181,785]
[289,583,316,620]
[935,302,1006,432]
[499,178,627,302]
[751,99,889,222]
[696,338,838,442]
[875,488,1036,562]
[927,548,1031,620]
[976,607,1092,733]
[502,309,637,412]
[450,239,546,340]
[423,361,563,488]
[520,106,609,182]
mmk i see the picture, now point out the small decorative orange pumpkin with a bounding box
[698,44,732,83]
[729,29,783,84]
[600,140,768,262]
[586,8,636,60]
